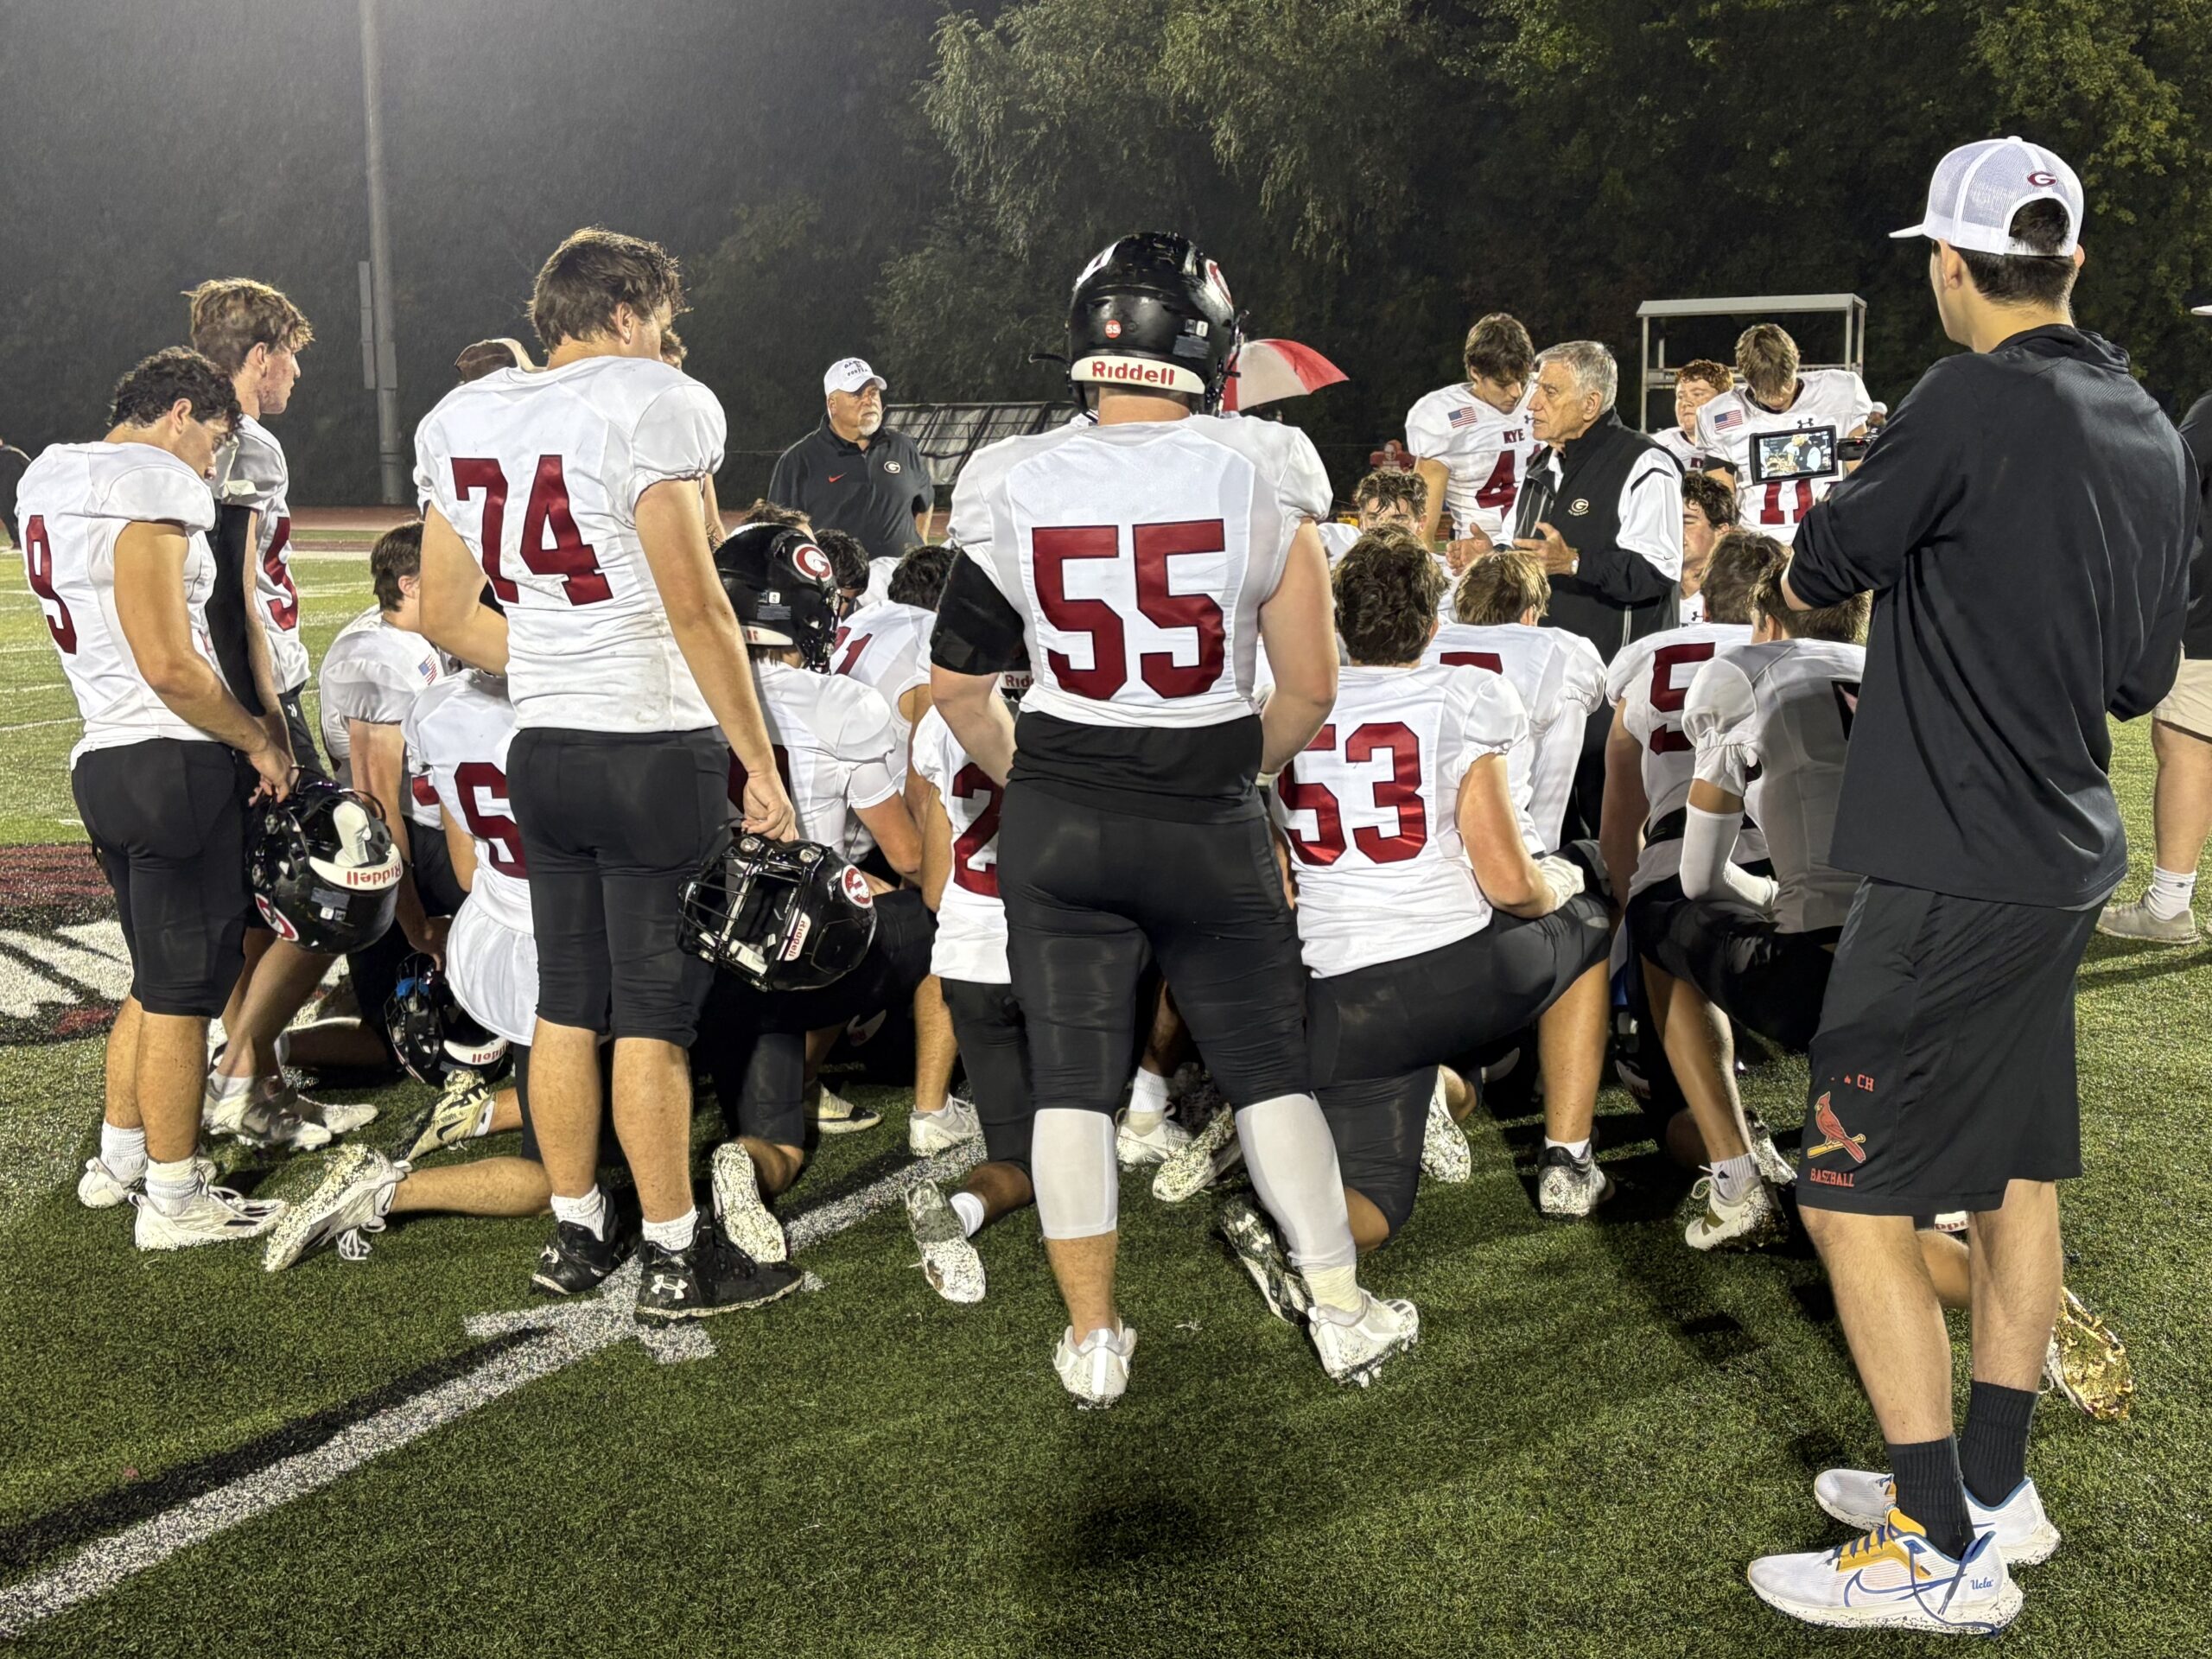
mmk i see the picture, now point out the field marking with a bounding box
[0,718,77,734]
[0,1138,982,1637]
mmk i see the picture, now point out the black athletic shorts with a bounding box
[506,726,728,1045]
[1630,878,1840,1054]
[1307,842,1614,1236]
[73,739,250,1018]
[1796,878,2101,1217]
[512,1043,538,1160]
[943,977,1034,1173]
[998,785,1307,1116]
[278,686,330,786]
[347,823,467,1057]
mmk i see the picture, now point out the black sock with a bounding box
[1886,1436,1974,1560]
[1959,1380,2037,1510]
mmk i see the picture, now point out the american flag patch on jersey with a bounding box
[1448,406,1482,427]
[1711,407,1745,431]
[417,658,437,683]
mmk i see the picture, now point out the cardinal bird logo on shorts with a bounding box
[1805,1091,1868,1163]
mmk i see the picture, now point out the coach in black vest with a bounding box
[1510,340,1685,837]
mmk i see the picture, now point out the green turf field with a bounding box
[1,548,2208,1656]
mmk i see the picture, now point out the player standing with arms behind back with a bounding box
[416,228,801,1321]
[930,232,1414,1408]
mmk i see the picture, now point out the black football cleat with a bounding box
[633,1224,804,1321]
[529,1218,632,1296]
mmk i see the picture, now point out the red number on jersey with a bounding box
[949,763,1002,897]
[410,775,440,810]
[452,460,516,602]
[1278,724,1347,865]
[1440,650,1505,676]
[21,517,78,654]
[453,760,527,874]
[1279,721,1427,864]
[262,516,300,628]
[1646,641,1716,754]
[1031,519,1229,702]
[1032,525,1126,699]
[727,746,794,810]
[1757,479,1815,526]
[1133,518,1228,699]
[830,624,868,677]
[451,456,613,606]
[1474,449,1519,512]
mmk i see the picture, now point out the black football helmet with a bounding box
[385,954,511,1086]
[1067,232,1242,414]
[679,834,879,992]
[715,523,841,671]
[248,781,402,954]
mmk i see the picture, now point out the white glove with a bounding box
[1534,854,1585,912]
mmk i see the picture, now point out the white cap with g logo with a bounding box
[1891,137,2082,257]
[824,357,887,395]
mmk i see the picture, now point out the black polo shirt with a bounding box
[766,418,931,562]
[2179,391,2211,658]
[1788,326,2196,908]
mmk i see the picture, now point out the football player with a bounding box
[1677,470,1735,624]
[1316,468,1429,566]
[415,227,801,1320]
[27,348,291,1248]
[1405,313,1539,572]
[455,339,536,384]
[1653,359,1732,472]
[929,231,1413,1405]
[1694,324,1872,543]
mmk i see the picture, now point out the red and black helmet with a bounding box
[715,523,841,671]
[247,781,402,955]
[1067,232,1242,414]
[679,834,878,993]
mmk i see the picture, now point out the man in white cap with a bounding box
[767,357,933,580]
[1743,137,2196,1636]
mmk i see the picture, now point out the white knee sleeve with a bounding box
[1236,1093,1357,1274]
[1031,1109,1120,1240]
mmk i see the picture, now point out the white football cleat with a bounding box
[709,1141,788,1264]
[1684,1171,1789,1251]
[404,1071,496,1161]
[1308,1290,1419,1386]
[79,1153,217,1209]
[806,1084,881,1135]
[1215,1196,1311,1325]
[1053,1323,1135,1410]
[2094,894,2200,945]
[1419,1071,1471,1184]
[906,1180,985,1304]
[2044,1286,2133,1422]
[263,1145,408,1271]
[202,1076,334,1151]
[1536,1141,1613,1217]
[1744,1111,1796,1187]
[1151,1104,1241,1203]
[1116,1109,1192,1168]
[1815,1471,2060,1567]
[908,1096,982,1156]
[132,1179,285,1251]
[1747,1510,2020,1634]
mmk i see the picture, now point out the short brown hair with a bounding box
[1678,359,1733,396]
[454,339,532,383]
[371,521,424,613]
[658,327,688,370]
[110,347,242,435]
[1702,530,1786,625]
[1755,558,1870,644]
[1452,550,1549,626]
[528,227,686,352]
[742,499,810,530]
[1464,313,1535,388]
[1735,324,1800,403]
[1352,467,1427,519]
[1333,531,1443,664]
[1681,469,1736,531]
[1956,200,2079,309]
[185,279,314,377]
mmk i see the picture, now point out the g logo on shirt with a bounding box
[1567,498,1591,516]
[884,461,903,474]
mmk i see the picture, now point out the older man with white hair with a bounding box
[768,357,932,581]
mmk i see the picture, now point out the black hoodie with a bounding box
[1789,326,2197,907]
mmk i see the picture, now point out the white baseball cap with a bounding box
[824,357,887,396]
[1891,137,2082,257]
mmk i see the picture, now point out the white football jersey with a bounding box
[1680,588,1707,625]
[1606,620,1758,897]
[744,662,903,862]
[948,414,1329,731]
[1685,639,1866,933]
[830,601,933,732]
[16,442,226,764]
[1424,622,1607,853]
[1273,664,1527,978]
[910,704,1009,985]
[319,605,445,827]
[413,356,727,734]
[1694,369,1872,544]
[1403,384,1540,540]
[1316,520,1360,565]
[213,416,308,691]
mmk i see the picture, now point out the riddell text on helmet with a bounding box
[1076,355,1198,390]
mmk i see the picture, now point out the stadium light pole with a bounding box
[359,0,405,505]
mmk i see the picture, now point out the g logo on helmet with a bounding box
[792,543,834,583]
[2026,170,2059,187]
[257,894,299,943]
[840,866,874,909]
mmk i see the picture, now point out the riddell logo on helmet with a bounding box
[335,861,403,891]
[1075,356,1198,391]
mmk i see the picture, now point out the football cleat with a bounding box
[1151,1103,1241,1203]
[78,1153,214,1210]
[2044,1287,2134,1422]
[2094,894,2200,945]
[709,1141,788,1265]
[1747,1510,2021,1634]
[1815,1471,2060,1567]
[1052,1323,1135,1410]
[1419,1071,1471,1184]
[1308,1291,1420,1387]
[203,1076,335,1152]
[262,1145,407,1271]
[290,1088,380,1136]
[1536,1140,1613,1217]
[131,1179,285,1251]
[907,1096,982,1156]
[906,1181,985,1305]
[403,1071,496,1161]
[1215,1196,1311,1325]
[634,1224,804,1322]
[1685,1171,1789,1251]
[806,1084,881,1135]
[530,1217,631,1297]
[1745,1110,1796,1187]
[1116,1108,1192,1169]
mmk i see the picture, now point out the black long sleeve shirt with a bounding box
[1789,326,2197,908]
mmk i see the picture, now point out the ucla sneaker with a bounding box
[1420,1071,1472,1184]
[403,1071,496,1160]
[906,1181,985,1305]
[1747,1510,2020,1634]
[2044,1287,2134,1422]
[1215,1196,1311,1325]
[908,1096,982,1156]
[1685,1171,1789,1251]
[634,1225,804,1322]
[1116,1109,1192,1169]
[1815,1471,2061,1567]
[1052,1323,1135,1409]
[1535,1140,1613,1217]
[1151,1104,1241,1203]
[530,1217,631,1296]
[132,1179,285,1251]
[79,1152,214,1210]
[263,1145,408,1271]
[1308,1291,1420,1387]
[2095,894,2199,945]
[1745,1110,1796,1187]
[806,1083,880,1135]
[709,1141,788,1265]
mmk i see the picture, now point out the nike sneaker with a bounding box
[131,1179,286,1251]
[1052,1323,1135,1409]
[2094,894,2200,945]
[78,1153,213,1210]
[1419,1071,1471,1184]
[709,1141,788,1265]
[634,1224,804,1321]
[806,1084,880,1135]
[402,1071,496,1161]
[1151,1104,1241,1203]
[1815,1471,2060,1567]
[262,1145,408,1271]
[1308,1291,1420,1387]
[1215,1196,1310,1325]
[1747,1510,2021,1634]
[1536,1140,1613,1217]
[1684,1171,1789,1251]
[906,1181,985,1304]
[530,1217,631,1296]
[908,1096,982,1156]
[1116,1109,1192,1168]
[2044,1287,2134,1421]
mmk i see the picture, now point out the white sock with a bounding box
[1032,1109,1120,1238]
[1546,1136,1592,1163]
[640,1207,698,1253]
[2145,866,2197,920]
[1711,1153,1758,1203]
[550,1185,609,1240]
[144,1156,201,1217]
[207,1069,255,1103]
[1125,1066,1169,1131]
[949,1190,986,1238]
[99,1122,146,1179]
[1304,1264,1363,1317]
[1236,1094,1358,1295]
